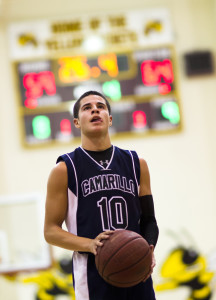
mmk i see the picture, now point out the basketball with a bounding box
[95,229,152,287]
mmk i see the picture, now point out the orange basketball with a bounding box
[95,229,152,287]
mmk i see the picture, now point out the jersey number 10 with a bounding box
[97,196,128,231]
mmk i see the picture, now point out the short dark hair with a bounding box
[73,90,111,118]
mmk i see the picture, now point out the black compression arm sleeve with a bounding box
[139,195,159,247]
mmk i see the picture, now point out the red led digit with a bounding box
[24,98,38,109]
[141,59,174,86]
[158,83,172,95]
[23,73,43,99]
[38,71,56,95]
[60,119,72,134]
[132,111,147,129]
[141,60,159,85]
[23,71,56,100]
[158,59,174,84]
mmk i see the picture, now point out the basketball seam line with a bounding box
[101,236,146,277]
[106,247,150,280]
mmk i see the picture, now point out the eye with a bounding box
[98,104,105,109]
[182,248,198,265]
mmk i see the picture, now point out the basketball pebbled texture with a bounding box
[95,229,152,287]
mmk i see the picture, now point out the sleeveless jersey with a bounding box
[57,146,155,300]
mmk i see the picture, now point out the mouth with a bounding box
[90,116,102,123]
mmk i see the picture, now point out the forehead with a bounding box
[79,95,107,107]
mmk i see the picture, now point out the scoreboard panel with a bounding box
[15,46,181,146]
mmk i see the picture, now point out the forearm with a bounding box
[140,216,159,247]
[44,225,92,253]
[139,195,159,247]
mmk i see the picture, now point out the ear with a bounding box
[109,115,112,127]
[73,118,81,129]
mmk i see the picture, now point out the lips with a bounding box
[91,116,102,122]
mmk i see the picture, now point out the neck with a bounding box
[81,133,112,151]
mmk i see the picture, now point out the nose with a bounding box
[91,105,99,114]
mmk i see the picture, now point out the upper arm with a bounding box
[44,161,68,230]
[139,158,152,196]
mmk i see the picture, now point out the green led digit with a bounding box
[102,80,121,101]
[161,102,180,124]
[32,116,51,139]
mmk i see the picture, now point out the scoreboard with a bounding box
[15,46,181,146]
[10,10,181,147]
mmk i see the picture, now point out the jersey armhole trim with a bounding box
[65,153,78,198]
[129,150,139,193]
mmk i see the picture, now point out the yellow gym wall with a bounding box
[0,0,216,299]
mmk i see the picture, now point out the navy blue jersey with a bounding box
[57,146,155,300]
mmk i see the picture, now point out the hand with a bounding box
[90,230,114,255]
[143,245,156,282]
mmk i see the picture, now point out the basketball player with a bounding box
[44,90,159,300]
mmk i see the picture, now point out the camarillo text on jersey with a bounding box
[81,174,135,197]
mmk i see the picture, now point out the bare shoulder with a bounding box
[139,157,151,195]
[50,161,67,175]
[47,161,68,188]
[139,157,150,173]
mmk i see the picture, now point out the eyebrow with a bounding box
[81,102,106,109]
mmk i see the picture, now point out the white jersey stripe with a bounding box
[129,151,139,194]
[65,153,79,235]
[73,252,89,300]
[65,189,78,235]
[66,153,78,197]
[65,152,90,300]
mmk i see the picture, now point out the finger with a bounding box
[103,230,114,235]
[149,245,154,252]
[100,234,111,240]
[96,240,103,246]
[93,241,103,255]
[98,233,113,241]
